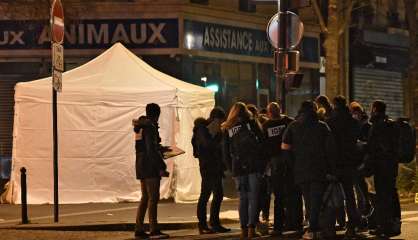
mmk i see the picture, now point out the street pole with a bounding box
[52,86,58,223]
[50,0,64,223]
[277,0,288,112]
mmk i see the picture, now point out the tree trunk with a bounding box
[403,0,417,192]
[324,0,340,99]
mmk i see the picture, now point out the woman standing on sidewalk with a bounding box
[222,102,265,239]
[192,107,230,234]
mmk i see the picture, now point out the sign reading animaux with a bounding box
[0,19,178,49]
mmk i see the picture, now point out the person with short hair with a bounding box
[326,96,362,238]
[281,101,336,240]
[315,95,334,121]
[193,107,230,234]
[365,100,402,238]
[134,103,169,239]
[262,102,301,236]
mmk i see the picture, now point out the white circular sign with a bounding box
[267,11,304,49]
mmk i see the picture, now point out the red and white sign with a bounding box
[51,0,64,44]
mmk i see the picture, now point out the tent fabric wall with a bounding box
[6,43,214,204]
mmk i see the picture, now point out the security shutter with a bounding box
[353,67,404,119]
[0,75,20,157]
[0,62,41,158]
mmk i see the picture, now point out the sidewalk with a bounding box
[0,199,240,232]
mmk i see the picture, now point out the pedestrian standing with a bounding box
[222,102,265,239]
[349,101,373,228]
[247,104,270,231]
[315,95,334,121]
[192,107,230,234]
[281,101,336,240]
[134,103,169,239]
[262,102,300,236]
[365,100,401,238]
[326,96,362,238]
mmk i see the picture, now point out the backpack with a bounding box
[394,119,416,163]
[229,122,261,171]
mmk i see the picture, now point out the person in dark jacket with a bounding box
[326,96,362,237]
[315,95,334,121]
[262,102,301,236]
[365,100,401,238]
[281,101,336,240]
[247,104,270,231]
[222,102,264,239]
[134,103,169,239]
[192,107,230,234]
[349,101,373,226]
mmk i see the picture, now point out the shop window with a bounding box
[190,0,209,4]
[239,0,256,13]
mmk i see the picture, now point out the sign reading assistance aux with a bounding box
[184,20,273,57]
[0,19,178,49]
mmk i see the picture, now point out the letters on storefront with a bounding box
[0,19,179,49]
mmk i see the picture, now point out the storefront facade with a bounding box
[0,1,321,158]
[350,29,409,119]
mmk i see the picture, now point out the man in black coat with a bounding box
[365,100,401,238]
[134,103,169,239]
[326,96,362,237]
[282,101,336,240]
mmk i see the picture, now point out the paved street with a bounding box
[0,200,417,239]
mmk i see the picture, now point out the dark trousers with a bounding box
[257,175,271,222]
[284,174,303,231]
[375,172,399,230]
[354,174,371,217]
[271,171,285,231]
[136,178,160,232]
[339,174,361,229]
[301,181,326,232]
[197,173,224,227]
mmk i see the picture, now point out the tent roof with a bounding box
[15,43,214,107]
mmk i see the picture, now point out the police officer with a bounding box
[262,102,302,235]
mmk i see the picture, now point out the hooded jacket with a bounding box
[326,106,361,170]
[134,116,166,179]
[282,112,336,184]
[192,118,224,177]
[366,113,399,177]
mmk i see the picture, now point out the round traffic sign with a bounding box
[51,0,64,44]
[267,11,304,49]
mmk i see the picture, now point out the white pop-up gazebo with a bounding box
[5,43,214,204]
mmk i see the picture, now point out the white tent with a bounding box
[5,43,214,204]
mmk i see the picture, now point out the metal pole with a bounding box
[20,167,28,224]
[276,0,288,112]
[53,73,59,223]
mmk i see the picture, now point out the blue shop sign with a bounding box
[184,20,273,57]
[184,19,319,63]
[0,19,178,49]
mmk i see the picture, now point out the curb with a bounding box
[0,219,240,232]
[400,197,416,205]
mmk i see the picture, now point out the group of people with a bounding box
[132,95,409,240]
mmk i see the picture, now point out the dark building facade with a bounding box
[0,0,321,159]
[349,0,411,119]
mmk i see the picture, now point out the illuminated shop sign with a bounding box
[184,19,319,63]
[184,20,273,57]
[0,19,178,49]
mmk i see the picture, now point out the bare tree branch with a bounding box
[311,0,328,33]
[338,0,354,36]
